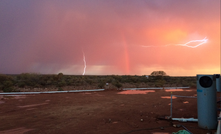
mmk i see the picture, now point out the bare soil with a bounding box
[0,88,218,134]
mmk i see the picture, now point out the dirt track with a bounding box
[0,88,217,134]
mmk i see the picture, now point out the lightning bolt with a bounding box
[141,37,208,48]
[82,51,86,75]
[176,37,208,48]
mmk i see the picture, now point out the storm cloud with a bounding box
[0,0,220,75]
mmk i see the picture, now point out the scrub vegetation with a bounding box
[0,72,196,92]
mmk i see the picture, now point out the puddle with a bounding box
[185,90,193,92]
[118,90,155,94]
[165,89,193,92]
[18,103,48,108]
[161,96,177,99]
[0,127,33,134]
[165,89,183,92]
[118,88,195,93]
[183,101,189,104]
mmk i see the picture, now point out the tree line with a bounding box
[0,72,196,92]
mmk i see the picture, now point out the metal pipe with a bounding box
[169,94,197,121]
[0,89,105,95]
[172,95,197,98]
[181,125,193,134]
[123,87,190,90]
[172,118,198,122]
[170,92,173,118]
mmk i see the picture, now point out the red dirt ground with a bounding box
[0,88,218,134]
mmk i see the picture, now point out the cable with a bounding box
[172,95,197,98]
[181,125,193,134]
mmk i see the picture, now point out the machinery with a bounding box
[197,74,217,129]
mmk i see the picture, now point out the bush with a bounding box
[57,81,66,87]
[58,87,63,91]
[18,82,25,88]
[2,80,14,92]
[3,87,14,92]
[190,83,196,88]
[113,81,122,89]
[98,82,104,88]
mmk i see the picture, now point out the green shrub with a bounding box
[190,83,196,88]
[57,80,66,87]
[98,82,104,88]
[18,82,25,88]
[114,81,122,89]
[3,87,14,92]
[58,87,63,91]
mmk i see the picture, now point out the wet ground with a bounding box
[0,88,218,134]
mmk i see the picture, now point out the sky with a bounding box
[0,0,220,76]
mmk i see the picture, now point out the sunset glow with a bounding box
[0,0,220,76]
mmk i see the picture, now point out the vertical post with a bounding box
[217,112,221,133]
[170,92,172,118]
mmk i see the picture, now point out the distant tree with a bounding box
[150,71,167,76]
[98,82,104,88]
[113,81,122,89]
[0,74,15,92]
[57,80,66,87]
[0,74,14,82]
[155,79,166,87]
[2,81,14,92]
[149,71,168,87]
[17,73,40,87]
[18,81,25,88]
[57,73,63,80]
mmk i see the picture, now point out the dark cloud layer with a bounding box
[0,0,220,75]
